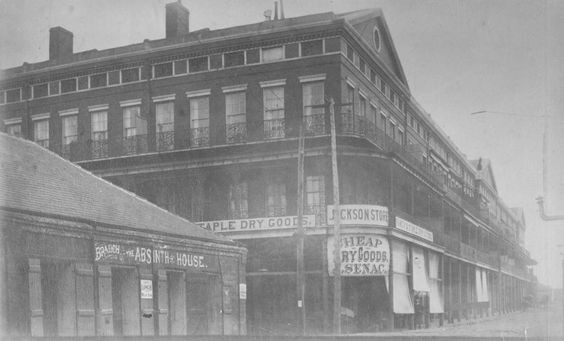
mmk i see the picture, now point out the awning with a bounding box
[412,246,430,292]
[392,240,414,313]
[429,252,444,313]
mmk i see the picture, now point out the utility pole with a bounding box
[329,97,342,334]
[296,122,306,335]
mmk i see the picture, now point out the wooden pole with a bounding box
[296,123,306,335]
[329,98,342,335]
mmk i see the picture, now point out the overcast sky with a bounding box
[0,0,563,287]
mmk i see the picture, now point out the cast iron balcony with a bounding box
[303,113,325,136]
[190,127,210,148]
[264,118,285,139]
[123,134,149,155]
[226,122,247,144]
[90,133,108,159]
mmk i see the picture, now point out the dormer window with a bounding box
[373,27,381,52]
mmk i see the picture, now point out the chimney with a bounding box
[49,26,73,61]
[166,0,190,39]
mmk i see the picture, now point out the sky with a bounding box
[0,0,563,287]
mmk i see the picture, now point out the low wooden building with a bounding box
[0,133,247,337]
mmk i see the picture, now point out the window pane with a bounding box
[303,82,324,116]
[7,124,21,137]
[224,51,245,67]
[91,111,108,136]
[90,73,108,88]
[34,120,49,146]
[226,92,246,123]
[62,115,78,143]
[263,87,284,119]
[301,40,323,56]
[262,46,283,62]
[154,62,173,78]
[266,183,286,216]
[121,68,140,83]
[61,79,77,93]
[156,102,174,131]
[190,97,209,127]
[33,84,49,98]
[6,88,21,102]
[123,106,147,136]
[189,56,209,73]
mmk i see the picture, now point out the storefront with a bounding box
[0,134,247,337]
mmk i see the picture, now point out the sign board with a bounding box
[327,234,390,276]
[94,241,215,271]
[395,217,434,242]
[197,215,315,232]
[327,205,389,226]
[239,283,247,300]
[140,279,153,299]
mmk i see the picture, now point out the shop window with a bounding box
[229,182,248,219]
[33,83,49,98]
[301,39,323,56]
[224,51,245,67]
[266,182,286,217]
[154,62,173,78]
[189,56,209,73]
[262,46,284,62]
[263,86,285,139]
[121,68,140,83]
[60,79,77,93]
[90,73,108,88]
[189,96,210,147]
[156,102,175,151]
[225,92,247,143]
[6,88,21,102]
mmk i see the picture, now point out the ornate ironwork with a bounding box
[226,122,247,144]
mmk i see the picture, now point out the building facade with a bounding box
[0,2,535,334]
[0,134,247,337]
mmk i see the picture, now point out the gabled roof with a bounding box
[0,133,232,244]
[470,158,498,193]
[338,8,409,88]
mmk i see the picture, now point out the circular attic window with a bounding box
[373,27,381,52]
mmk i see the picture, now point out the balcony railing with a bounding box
[122,135,149,155]
[303,113,325,136]
[90,138,108,159]
[264,118,285,139]
[190,127,210,148]
[226,122,247,144]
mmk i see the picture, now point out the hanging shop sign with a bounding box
[197,215,315,232]
[326,205,389,226]
[94,241,216,271]
[327,234,390,276]
[395,217,434,242]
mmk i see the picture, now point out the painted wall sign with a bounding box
[395,217,434,242]
[140,279,153,299]
[327,234,390,276]
[326,205,389,226]
[197,215,315,232]
[94,241,213,271]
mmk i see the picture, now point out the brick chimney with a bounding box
[49,26,73,61]
[166,0,190,39]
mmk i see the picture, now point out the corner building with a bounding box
[0,2,535,334]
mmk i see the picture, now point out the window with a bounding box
[263,86,285,139]
[154,62,173,78]
[90,73,107,88]
[229,182,248,219]
[6,124,21,137]
[301,40,323,56]
[388,121,395,140]
[379,112,387,133]
[359,59,366,74]
[397,128,404,145]
[90,111,108,158]
[61,115,77,158]
[373,27,381,51]
[370,69,376,84]
[225,92,246,143]
[189,56,209,73]
[224,51,245,67]
[155,102,174,151]
[61,79,77,93]
[343,85,354,115]
[190,96,209,147]
[121,68,140,83]
[306,175,325,224]
[266,182,286,216]
[384,84,390,99]
[33,84,48,98]
[346,44,354,61]
[0,91,4,104]
[262,46,284,62]
[368,104,377,125]
[34,119,49,148]
[393,92,400,107]
[123,106,148,154]
[359,95,367,118]
[6,88,21,102]
[302,82,325,134]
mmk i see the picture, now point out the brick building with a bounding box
[0,1,535,335]
[0,133,247,337]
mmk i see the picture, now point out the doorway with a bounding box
[111,267,140,335]
[168,271,186,335]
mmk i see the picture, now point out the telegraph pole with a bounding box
[329,97,342,334]
[296,122,306,335]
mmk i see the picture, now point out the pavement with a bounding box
[363,301,563,339]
